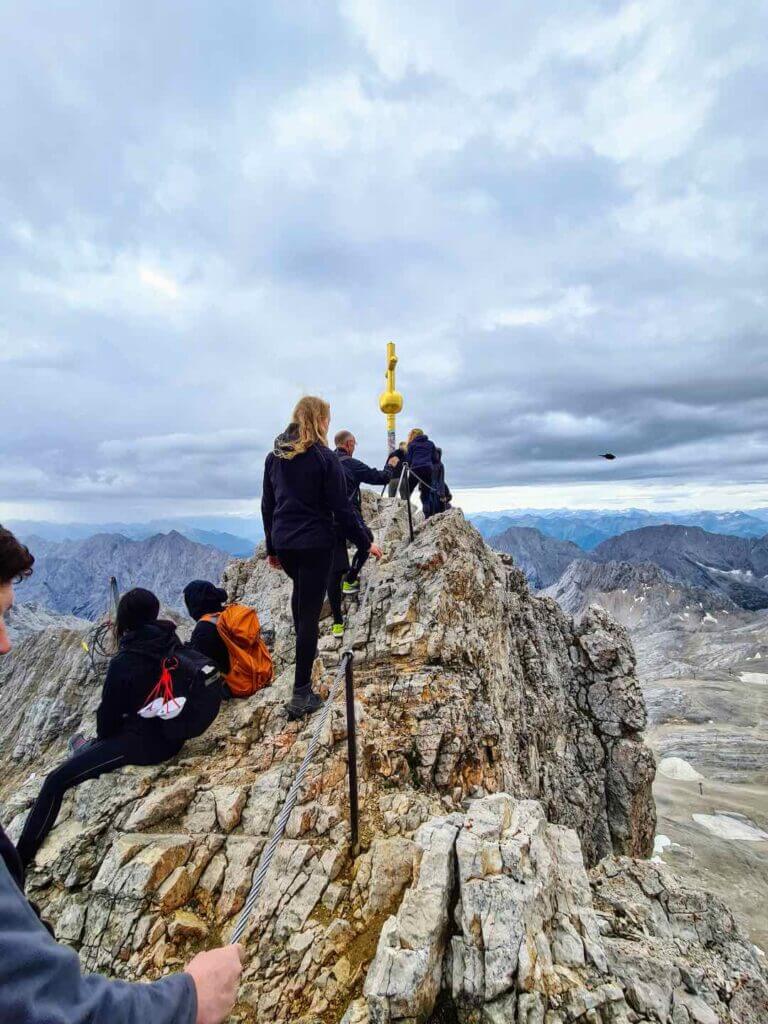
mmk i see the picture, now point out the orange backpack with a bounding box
[201,605,273,697]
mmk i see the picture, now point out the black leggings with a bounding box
[408,466,435,516]
[277,547,333,695]
[327,547,370,625]
[16,733,181,868]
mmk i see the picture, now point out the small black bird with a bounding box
[601,453,616,460]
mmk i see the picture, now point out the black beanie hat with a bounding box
[183,580,228,621]
[115,588,160,637]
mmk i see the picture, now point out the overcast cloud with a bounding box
[2,0,767,519]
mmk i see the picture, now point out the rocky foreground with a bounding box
[1,504,765,1023]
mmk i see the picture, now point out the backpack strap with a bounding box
[200,613,221,624]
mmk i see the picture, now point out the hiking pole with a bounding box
[344,653,360,857]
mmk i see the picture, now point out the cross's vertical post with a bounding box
[379,341,403,454]
[344,652,360,857]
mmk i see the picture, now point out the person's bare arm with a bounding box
[185,945,245,1024]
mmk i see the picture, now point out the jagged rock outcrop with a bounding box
[225,505,656,865]
[355,793,767,1023]
[2,503,763,1021]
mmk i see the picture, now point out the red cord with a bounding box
[143,657,180,709]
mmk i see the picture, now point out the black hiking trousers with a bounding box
[277,547,333,696]
[16,733,181,868]
[327,546,370,625]
[407,466,435,517]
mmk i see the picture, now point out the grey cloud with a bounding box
[1,1,768,518]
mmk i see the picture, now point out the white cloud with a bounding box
[138,265,180,299]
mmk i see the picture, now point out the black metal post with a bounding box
[344,652,360,857]
[404,474,415,543]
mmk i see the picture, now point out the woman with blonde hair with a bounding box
[262,397,377,720]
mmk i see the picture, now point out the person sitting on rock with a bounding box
[16,588,188,869]
[262,396,381,720]
[405,428,441,518]
[183,579,273,698]
[183,580,231,675]
[327,429,397,637]
[0,526,244,1024]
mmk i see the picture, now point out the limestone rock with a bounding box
[4,506,759,1023]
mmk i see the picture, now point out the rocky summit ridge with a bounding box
[1,503,765,1023]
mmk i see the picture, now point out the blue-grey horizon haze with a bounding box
[2,1,767,521]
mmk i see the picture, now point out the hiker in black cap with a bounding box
[0,526,243,1024]
[327,429,397,637]
[262,397,380,721]
[184,580,231,675]
[16,588,187,869]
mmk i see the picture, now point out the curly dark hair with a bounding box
[0,525,35,585]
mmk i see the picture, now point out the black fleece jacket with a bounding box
[335,449,394,508]
[96,621,184,755]
[262,434,371,555]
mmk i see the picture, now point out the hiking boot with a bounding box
[342,579,360,595]
[285,690,324,721]
[331,622,344,637]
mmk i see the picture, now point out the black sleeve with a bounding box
[323,453,372,551]
[190,622,230,675]
[347,456,394,487]
[261,455,276,556]
[96,661,127,741]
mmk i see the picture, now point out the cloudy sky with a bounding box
[2,0,767,520]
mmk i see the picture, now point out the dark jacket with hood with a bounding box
[97,620,185,755]
[184,580,231,675]
[0,826,195,1024]
[262,428,371,555]
[406,434,438,473]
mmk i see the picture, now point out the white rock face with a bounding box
[363,793,768,1023]
[692,814,768,842]
[657,756,705,782]
[2,505,764,1021]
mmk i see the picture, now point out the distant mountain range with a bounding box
[471,507,768,549]
[592,525,768,610]
[489,527,585,589]
[486,520,768,611]
[8,516,262,556]
[16,530,230,619]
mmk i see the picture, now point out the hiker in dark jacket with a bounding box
[16,588,187,868]
[405,428,441,518]
[0,527,243,1024]
[327,430,398,636]
[184,580,231,675]
[262,396,382,720]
